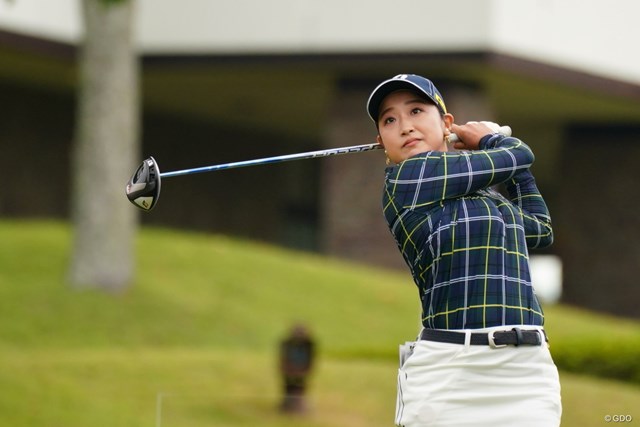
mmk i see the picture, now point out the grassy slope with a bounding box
[0,220,638,426]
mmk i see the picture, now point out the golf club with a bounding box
[125,126,512,211]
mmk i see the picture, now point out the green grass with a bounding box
[0,219,639,426]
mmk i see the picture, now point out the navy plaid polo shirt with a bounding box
[382,134,553,330]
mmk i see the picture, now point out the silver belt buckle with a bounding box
[488,330,507,349]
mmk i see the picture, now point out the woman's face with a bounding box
[376,90,453,164]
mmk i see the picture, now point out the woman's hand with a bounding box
[450,121,501,150]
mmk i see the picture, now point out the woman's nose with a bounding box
[401,121,414,135]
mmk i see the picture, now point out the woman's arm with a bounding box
[505,169,554,248]
[386,134,534,209]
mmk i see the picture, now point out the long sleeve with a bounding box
[505,169,553,248]
[385,135,534,211]
[381,134,551,329]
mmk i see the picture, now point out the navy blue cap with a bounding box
[366,74,447,122]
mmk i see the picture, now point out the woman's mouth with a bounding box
[403,138,420,148]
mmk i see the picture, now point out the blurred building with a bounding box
[1,0,639,317]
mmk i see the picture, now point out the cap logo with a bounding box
[366,74,447,122]
[434,93,447,114]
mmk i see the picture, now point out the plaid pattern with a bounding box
[382,135,553,329]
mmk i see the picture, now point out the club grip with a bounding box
[448,125,512,144]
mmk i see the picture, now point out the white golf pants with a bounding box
[395,326,562,427]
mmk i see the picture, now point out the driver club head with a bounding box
[125,156,161,211]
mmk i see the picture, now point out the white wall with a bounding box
[136,0,491,53]
[0,0,80,42]
[1,0,639,84]
[490,0,640,85]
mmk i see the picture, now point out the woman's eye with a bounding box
[411,107,423,115]
[383,117,396,125]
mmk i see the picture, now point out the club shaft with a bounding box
[160,143,383,178]
[158,125,511,179]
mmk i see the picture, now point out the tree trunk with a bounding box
[69,0,139,291]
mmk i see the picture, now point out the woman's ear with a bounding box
[377,134,392,165]
[443,113,455,133]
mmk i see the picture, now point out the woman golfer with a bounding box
[366,74,561,426]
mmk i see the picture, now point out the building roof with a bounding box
[1,0,639,141]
